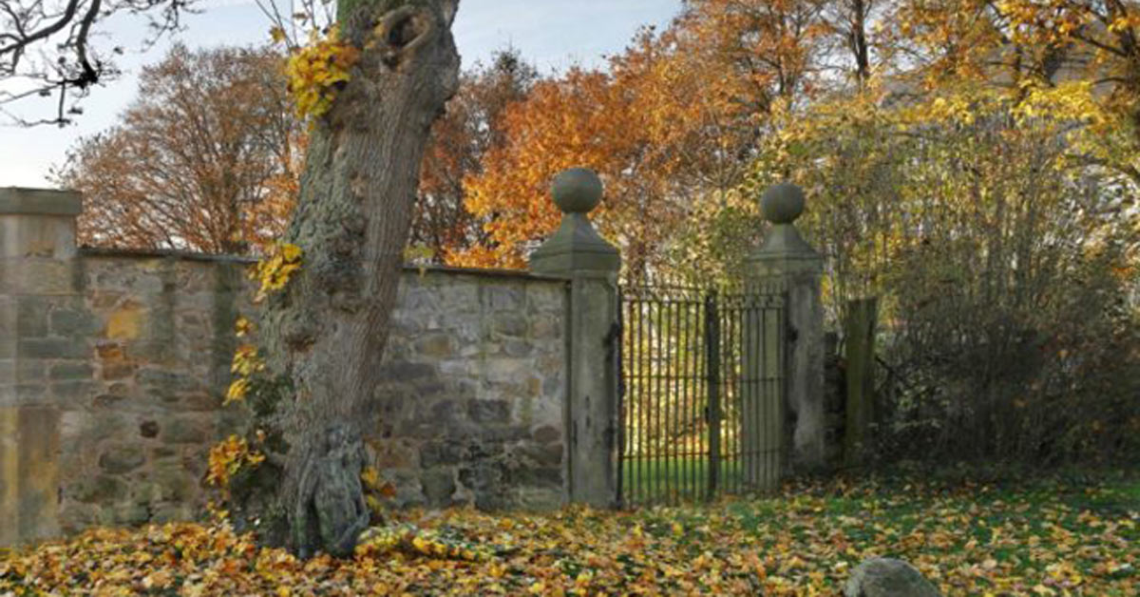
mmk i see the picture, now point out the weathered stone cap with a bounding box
[552,168,604,214]
[0,188,82,216]
[761,182,805,224]
[753,182,819,258]
[530,168,620,275]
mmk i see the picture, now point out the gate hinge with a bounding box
[604,321,622,347]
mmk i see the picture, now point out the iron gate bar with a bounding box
[615,288,624,509]
[676,291,688,504]
[705,291,720,500]
[656,293,665,503]
[724,292,738,496]
[686,300,697,501]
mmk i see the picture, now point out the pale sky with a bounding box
[0,0,683,188]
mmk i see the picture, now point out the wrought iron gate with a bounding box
[617,285,786,506]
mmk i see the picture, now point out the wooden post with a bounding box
[844,297,878,467]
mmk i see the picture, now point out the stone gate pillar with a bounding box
[529,168,621,508]
[0,187,83,545]
[743,183,826,474]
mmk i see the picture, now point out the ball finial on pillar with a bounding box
[552,168,603,214]
[761,182,806,224]
[530,167,619,276]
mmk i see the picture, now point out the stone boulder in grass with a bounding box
[845,558,941,597]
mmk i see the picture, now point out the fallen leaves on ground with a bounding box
[1,476,1136,596]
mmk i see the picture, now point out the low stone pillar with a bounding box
[0,187,83,545]
[744,183,826,473]
[529,168,620,508]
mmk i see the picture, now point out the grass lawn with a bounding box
[621,456,744,504]
[1,473,1135,595]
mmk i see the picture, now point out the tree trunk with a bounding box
[259,0,460,558]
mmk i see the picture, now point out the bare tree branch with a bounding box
[0,0,196,125]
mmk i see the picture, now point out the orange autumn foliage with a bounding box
[414,50,537,262]
[456,58,694,279]
[58,44,302,255]
[455,2,843,280]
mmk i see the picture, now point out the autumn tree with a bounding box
[14,0,463,558]
[890,0,1140,184]
[237,0,462,558]
[56,43,301,254]
[457,58,691,279]
[458,1,877,282]
[457,20,788,278]
[411,48,537,262]
[12,0,462,559]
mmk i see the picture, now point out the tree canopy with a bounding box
[56,43,301,254]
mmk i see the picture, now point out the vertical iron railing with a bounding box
[617,285,785,506]
[705,291,721,500]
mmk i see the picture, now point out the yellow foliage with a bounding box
[285,26,360,120]
[356,524,494,562]
[230,344,265,377]
[224,378,250,405]
[251,242,303,303]
[206,435,265,489]
[234,316,254,338]
[269,26,287,44]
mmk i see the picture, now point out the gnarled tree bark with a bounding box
[258,0,460,557]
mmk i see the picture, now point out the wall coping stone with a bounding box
[0,188,82,216]
[79,247,258,264]
[78,247,570,283]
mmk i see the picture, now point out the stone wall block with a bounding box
[70,475,128,504]
[16,361,44,382]
[15,299,48,338]
[98,444,146,475]
[17,338,88,361]
[161,416,211,444]
[468,399,511,425]
[0,261,75,295]
[531,424,561,444]
[420,468,457,507]
[0,405,62,544]
[50,380,98,402]
[485,358,530,384]
[413,333,454,358]
[458,462,507,510]
[371,439,419,469]
[492,313,528,338]
[48,362,93,381]
[50,307,99,337]
[487,286,524,311]
[0,297,15,362]
[421,440,470,469]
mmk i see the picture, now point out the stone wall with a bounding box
[0,188,569,545]
[54,253,251,534]
[370,270,567,511]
